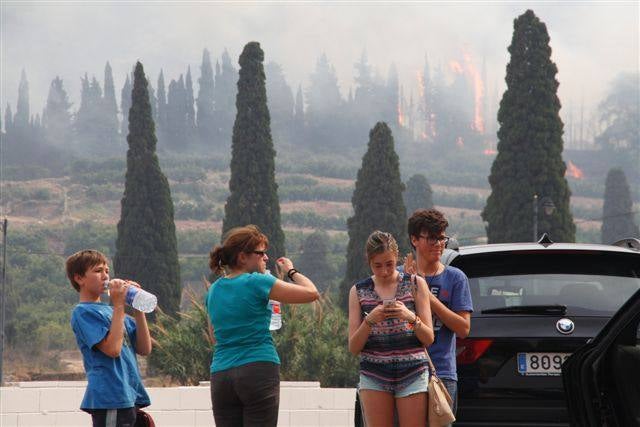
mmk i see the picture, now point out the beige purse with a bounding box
[425,352,456,427]
[409,273,456,426]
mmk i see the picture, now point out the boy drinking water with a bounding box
[66,249,152,427]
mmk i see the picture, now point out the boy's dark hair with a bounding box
[408,208,449,248]
[66,249,108,292]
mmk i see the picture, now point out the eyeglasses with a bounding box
[251,250,268,257]
[418,234,450,246]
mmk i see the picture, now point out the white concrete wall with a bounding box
[0,381,356,426]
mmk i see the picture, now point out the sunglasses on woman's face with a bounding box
[251,250,268,257]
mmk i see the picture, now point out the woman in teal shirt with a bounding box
[206,225,320,427]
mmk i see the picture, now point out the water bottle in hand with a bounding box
[265,270,282,331]
[103,280,157,313]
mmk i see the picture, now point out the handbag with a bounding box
[425,352,456,427]
[409,274,456,426]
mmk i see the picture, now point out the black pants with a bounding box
[88,408,137,427]
[211,361,280,427]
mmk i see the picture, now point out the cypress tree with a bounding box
[339,122,407,310]
[114,61,181,316]
[385,64,399,127]
[166,75,188,149]
[213,50,238,147]
[482,10,575,243]
[14,69,30,129]
[103,62,119,140]
[120,74,132,136]
[265,61,294,139]
[156,69,167,139]
[4,104,12,134]
[404,174,434,217]
[185,66,196,138]
[43,76,73,147]
[294,85,304,132]
[601,168,639,243]
[222,42,285,266]
[196,48,216,144]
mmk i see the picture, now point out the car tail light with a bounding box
[456,338,493,364]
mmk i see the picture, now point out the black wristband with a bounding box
[287,268,300,280]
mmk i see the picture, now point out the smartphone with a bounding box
[383,298,396,308]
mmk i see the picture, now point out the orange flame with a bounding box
[449,61,463,74]
[398,102,405,127]
[462,52,485,134]
[566,161,584,179]
[483,148,497,155]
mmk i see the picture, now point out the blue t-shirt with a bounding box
[424,266,473,381]
[71,302,150,411]
[206,272,279,373]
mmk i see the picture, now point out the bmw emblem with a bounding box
[556,318,575,335]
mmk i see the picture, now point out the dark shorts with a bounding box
[88,408,137,427]
[211,361,280,427]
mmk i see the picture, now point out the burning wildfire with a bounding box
[565,161,584,179]
[449,61,464,74]
[462,51,485,134]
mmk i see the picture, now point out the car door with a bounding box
[562,287,640,427]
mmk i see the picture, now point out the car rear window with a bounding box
[470,274,640,315]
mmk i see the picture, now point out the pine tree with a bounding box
[297,230,334,292]
[14,69,30,130]
[404,174,434,217]
[120,74,132,136]
[340,122,407,310]
[103,62,119,140]
[306,54,342,120]
[601,168,639,243]
[43,76,73,147]
[196,48,216,144]
[222,42,285,266]
[114,61,181,316]
[482,10,575,243]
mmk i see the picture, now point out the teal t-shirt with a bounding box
[206,272,279,373]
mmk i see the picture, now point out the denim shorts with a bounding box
[359,370,429,398]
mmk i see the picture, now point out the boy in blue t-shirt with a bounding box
[66,249,152,427]
[405,209,473,417]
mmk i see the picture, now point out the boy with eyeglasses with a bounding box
[405,208,473,419]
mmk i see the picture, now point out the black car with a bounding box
[562,240,640,427]
[355,236,640,426]
[448,236,640,426]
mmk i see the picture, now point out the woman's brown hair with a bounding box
[365,230,399,262]
[209,225,269,275]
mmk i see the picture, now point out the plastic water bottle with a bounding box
[103,281,158,313]
[265,270,282,331]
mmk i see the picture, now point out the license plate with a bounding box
[517,352,571,376]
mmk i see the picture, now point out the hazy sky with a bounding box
[2,1,638,136]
